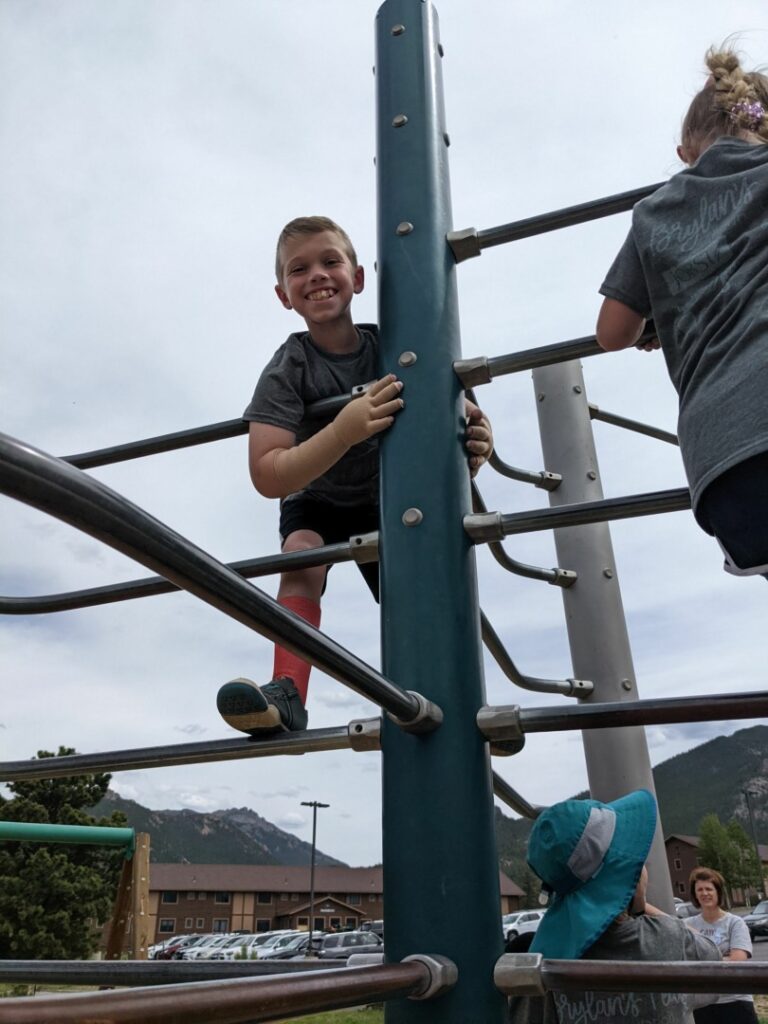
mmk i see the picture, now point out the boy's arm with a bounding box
[464,398,493,478]
[596,298,657,351]
[249,374,403,499]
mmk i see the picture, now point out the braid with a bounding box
[682,46,768,151]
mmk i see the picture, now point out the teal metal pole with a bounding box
[375,3,505,1022]
[0,821,136,858]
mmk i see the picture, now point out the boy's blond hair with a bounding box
[274,216,358,282]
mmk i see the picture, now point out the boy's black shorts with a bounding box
[279,495,379,600]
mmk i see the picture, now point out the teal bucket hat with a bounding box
[527,789,657,960]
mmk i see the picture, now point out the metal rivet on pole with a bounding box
[391,23,405,35]
[396,221,414,236]
[402,508,423,526]
[392,114,409,127]
[398,351,418,367]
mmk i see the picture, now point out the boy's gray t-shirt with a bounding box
[600,138,768,513]
[243,325,379,507]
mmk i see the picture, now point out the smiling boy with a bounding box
[216,216,492,735]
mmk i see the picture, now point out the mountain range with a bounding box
[91,725,768,873]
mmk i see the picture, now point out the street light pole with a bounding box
[301,800,329,957]
[744,790,763,899]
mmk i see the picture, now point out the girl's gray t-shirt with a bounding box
[243,325,379,507]
[600,138,768,513]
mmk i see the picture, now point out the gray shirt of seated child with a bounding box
[599,138,768,518]
[509,913,721,1024]
[243,325,379,508]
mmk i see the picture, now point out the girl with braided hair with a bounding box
[597,46,768,579]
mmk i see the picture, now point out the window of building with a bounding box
[159,918,176,933]
[347,894,361,905]
[184,917,193,928]
[186,892,196,900]
[368,894,377,902]
[256,919,271,933]
[297,917,309,928]
[196,917,205,929]
[314,917,324,931]
[161,892,178,904]
[330,917,342,929]
[198,892,207,900]
[290,893,299,901]
[677,883,686,894]
[256,892,272,904]
[280,893,289,901]
[674,858,682,870]
[214,892,231,904]
[345,917,356,928]
[212,918,229,933]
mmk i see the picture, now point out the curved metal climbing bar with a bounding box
[0,432,438,730]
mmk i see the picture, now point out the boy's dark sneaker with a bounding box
[216,676,308,735]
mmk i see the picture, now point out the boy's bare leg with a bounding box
[217,531,326,735]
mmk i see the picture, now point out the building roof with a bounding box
[665,834,700,847]
[150,864,523,896]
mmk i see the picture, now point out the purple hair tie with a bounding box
[729,100,765,130]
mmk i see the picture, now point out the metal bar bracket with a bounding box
[348,718,382,751]
[494,953,545,996]
[453,355,491,388]
[403,954,459,1001]
[387,691,444,734]
[477,705,523,744]
[463,511,504,543]
[446,227,481,263]
[349,532,379,565]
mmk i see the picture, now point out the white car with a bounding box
[252,931,303,959]
[180,933,236,960]
[209,933,276,961]
[502,909,545,941]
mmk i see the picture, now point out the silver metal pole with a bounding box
[532,360,673,910]
[301,801,329,956]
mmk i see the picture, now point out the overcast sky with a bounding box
[2,1,766,867]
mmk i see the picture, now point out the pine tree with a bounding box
[0,747,127,959]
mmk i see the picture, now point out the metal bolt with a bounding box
[438,42,445,56]
[603,568,614,579]
[391,23,405,35]
[398,351,418,367]
[573,385,582,394]
[402,508,423,526]
[587,470,597,480]
[443,132,451,147]
[537,393,545,402]
[392,114,408,128]
[396,221,414,236]
[621,679,633,692]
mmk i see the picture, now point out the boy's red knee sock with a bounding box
[272,596,321,704]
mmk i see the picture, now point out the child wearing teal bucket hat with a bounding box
[512,790,722,1024]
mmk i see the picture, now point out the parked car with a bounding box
[318,930,383,960]
[359,920,384,938]
[743,899,768,939]
[179,933,236,960]
[503,910,545,941]
[674,901,699,920]
[252,930,303,959]
[261,932,325,960]
[154,934,208,960]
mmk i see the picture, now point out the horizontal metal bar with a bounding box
[589,404,679,446]
[0,720,380,782]
[464,487,691,543]
[0,960,335,986]
[0,961,430,1024]
[454,325,657,386]
[0,821,134,851]
[495,953,768,996]
[0,540,362,616]
[62,390,365,471]
[491,772,542,819]
[64,419,248,470]
[447,182,663,263]
[479,690,768,739]
[0,432,428,726]
[481,612,590,699]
